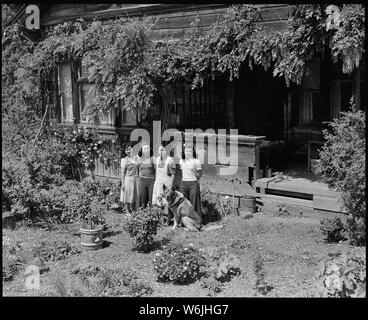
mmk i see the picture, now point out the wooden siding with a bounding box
[40,4,293,35]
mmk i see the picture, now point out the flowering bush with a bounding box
[153,242,207,284]
[314,251,366,297]
[320,217,345,243]
[124,205,163,252]
[69,124,120,174]
[36,123,120,178]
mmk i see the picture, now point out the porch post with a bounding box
[226,80,235,128]
[353,68,361,109]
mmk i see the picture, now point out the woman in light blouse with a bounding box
[120,142,140,216]
[179,144,202,217]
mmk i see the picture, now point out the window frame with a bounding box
[77,60,116,127]
[57,61,76,125]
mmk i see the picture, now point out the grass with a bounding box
[2,208,365,297]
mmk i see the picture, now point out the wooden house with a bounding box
[8,3,366,212]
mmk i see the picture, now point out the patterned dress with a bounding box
[120,156,140,207]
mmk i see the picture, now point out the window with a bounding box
[170,77,227,130]
[118,100,137,126]
[331,80,352,118]
[59,62,74,123]
[299,89,321,126]
[78,60,115,126]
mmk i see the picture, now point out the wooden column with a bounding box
[354,68,361,109]
[320,49,331,121]
[226,79,235,129]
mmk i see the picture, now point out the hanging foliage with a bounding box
[3,4,365,132]
[329,4,365,74]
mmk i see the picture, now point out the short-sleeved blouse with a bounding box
[180,158,202,181]
[121,156,139,177]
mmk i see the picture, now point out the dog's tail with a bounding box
[201,224,224,232]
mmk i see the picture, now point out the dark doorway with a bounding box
[233,64,287,139]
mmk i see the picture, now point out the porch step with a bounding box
[313,194,346,213]
[254,177,346,214]
[257,193,314,209]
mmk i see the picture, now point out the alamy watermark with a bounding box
[25,5,40,30]
[25,265,40,290]
[130,121,239,175]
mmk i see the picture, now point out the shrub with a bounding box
[253,253,273,296]
[81,178,120,209]
[66,194,106,228]
[273,204,290,217]
[201,187,223,224]
[2,154,72,225]
[2,158,37,220]
[202,247,241,282]
[318,103,365,245]
[127,279,154,297]
[69,265,150,297]
[2,240,24,282]
[320,217,346,243]
[124,205,162,252]
[314,251,366,297]
[199,276,224,296]
[22,142,69,188]
[90,269,136,296]
[32,240,81,265]
[153,242,207,284]
[345,215,366,246]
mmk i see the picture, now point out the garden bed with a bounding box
[3,209,364,297]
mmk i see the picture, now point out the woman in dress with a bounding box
[120,142,140,216]
[152,145,176,208]
[179,144,202,217]
[137,143,156,208]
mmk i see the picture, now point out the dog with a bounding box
[161,185,224,232]
[162,185,203,231]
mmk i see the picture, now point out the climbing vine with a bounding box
[3,4,365,135]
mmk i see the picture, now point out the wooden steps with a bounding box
[254,177,346,213]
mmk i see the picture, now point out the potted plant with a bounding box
[79,197,107,251]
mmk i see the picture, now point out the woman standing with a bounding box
[137,143,156,208]
[120,142,140,216]
[152,145,176,208]
[179,145,202,216]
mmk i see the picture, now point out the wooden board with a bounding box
[313,195,346,213]
[255,177,340,198]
